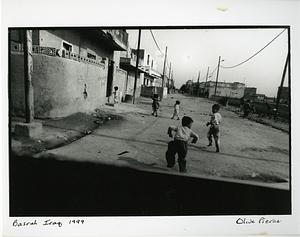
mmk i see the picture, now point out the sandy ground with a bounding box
[37,94,289,185]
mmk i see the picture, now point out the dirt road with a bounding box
[37,94,289,185]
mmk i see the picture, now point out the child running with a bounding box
[152,94,159,117]
[206,104,222,152]
[171,100,180,120]
[166,116,199,173]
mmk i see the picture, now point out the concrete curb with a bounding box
[11,111,124,157]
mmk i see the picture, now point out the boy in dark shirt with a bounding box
[152,94,159,117]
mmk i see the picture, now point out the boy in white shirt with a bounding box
[166,116,199,173]
[206,104,222,152]
[171,100,180,120]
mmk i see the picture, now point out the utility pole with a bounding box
[167,62,171,94]
[23,30,34,123]
[171,69,174,93]
[275,53,289,113]
[162,46,168,99]
[204,66,210,97]
[214,56,221,98]
[197,71,200,96]
[133,29,141,104]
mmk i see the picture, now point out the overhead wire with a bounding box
[220,28,287,69]
[208,65,219,78]
[149,29,164,56]
[149,29,171,76]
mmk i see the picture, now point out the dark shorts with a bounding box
[166,139,188,167]
[209,125,219,135]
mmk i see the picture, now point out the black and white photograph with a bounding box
[2,0,300,236]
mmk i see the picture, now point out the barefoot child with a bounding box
[166,116,199,173]
[152,94,159,117]
[206,104,222,152]
[171,100,180,120]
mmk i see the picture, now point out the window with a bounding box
[62,41,73,52]
[151,60,153,68]
[87,53,96,60]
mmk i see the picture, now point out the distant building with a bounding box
[244,87,257,99]
[185,80,194,94]
[10,28,128,118]
[198,81,245,99]
[265,97,276,103]
[255,94,266,101]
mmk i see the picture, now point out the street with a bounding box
[36,94,289,185]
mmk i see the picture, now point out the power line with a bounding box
[208,65,218,78]
[220,28,287,69]
[149,30,164,56]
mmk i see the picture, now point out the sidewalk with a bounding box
[10,108,125,156]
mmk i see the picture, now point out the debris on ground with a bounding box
[11,111,112,157]
[118,151,129,155]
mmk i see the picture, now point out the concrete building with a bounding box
[255,94,266,101]
[10,29,128,118]
[198,81,245,99]
[244,87,257,99]
[132,48,162,87]
[124,49,165,98]
[119,48,145,101]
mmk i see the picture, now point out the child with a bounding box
[113,86,119,104]
[243,100,251,117]
[166,116,199,173]
[206,104,222,152]
[171,100,180,120]
[152,94,160,117]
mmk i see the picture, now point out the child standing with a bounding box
[171,100,180,120]
[152,94,160,117]
[113,86,119,104]
[206,104,222,152]
[166,116,199,173]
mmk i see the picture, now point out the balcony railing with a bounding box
[10,42,105,68]
[120,57,136,66]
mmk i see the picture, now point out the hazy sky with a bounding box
[127,28,288,97]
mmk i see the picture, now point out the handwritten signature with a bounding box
[236,217,282,225]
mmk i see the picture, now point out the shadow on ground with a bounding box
[10,154,290,216]
[117,156,168,172]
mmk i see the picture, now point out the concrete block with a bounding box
[14,122,43,139]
